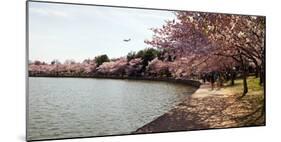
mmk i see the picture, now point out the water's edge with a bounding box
[133,87,201,134]
[130,80,201,133]
[28,76,201,139]
[29,75,201,88]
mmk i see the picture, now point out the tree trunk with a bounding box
[260,52,265,85]
[242,71,248,96]
[240,54,248,97]
[260,50,265,85]
[255,66,260,78]
[231,72,235,86]
[260,69,264,85]
[231,76,235,86]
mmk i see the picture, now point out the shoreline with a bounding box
[134,83,265,134]
[29,75,201,87]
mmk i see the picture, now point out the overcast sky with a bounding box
[28,2,175,63]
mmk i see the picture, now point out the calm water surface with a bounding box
[28,77,197,140]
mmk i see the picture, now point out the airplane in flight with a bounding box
[123,38,131,42]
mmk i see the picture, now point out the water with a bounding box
[27,77,197,140]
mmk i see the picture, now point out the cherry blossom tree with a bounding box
[96,58,128,76]
[146,58,171,78]
[145,11,265,96]
[125,58,143,76]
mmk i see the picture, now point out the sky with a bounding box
[28,2,176,63]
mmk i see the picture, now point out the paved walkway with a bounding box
[135,84,265,133]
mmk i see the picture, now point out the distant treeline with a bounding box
[30,47,259,88]
[29,48,179,79]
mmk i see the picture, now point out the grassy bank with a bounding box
[224,76,264,96]
[135,76,265,133]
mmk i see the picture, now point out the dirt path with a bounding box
[134,83,265,133]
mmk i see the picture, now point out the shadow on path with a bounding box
[134,84,265,133]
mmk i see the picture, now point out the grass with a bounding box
[220,76,265,110]
[223,76,264,96]
[221,76,265,120]
[219,76,265,126]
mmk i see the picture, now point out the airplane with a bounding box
[123,38,131,42]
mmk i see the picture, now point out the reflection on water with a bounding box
[28,77,197,140]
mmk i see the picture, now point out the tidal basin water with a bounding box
[28,77,197,140]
